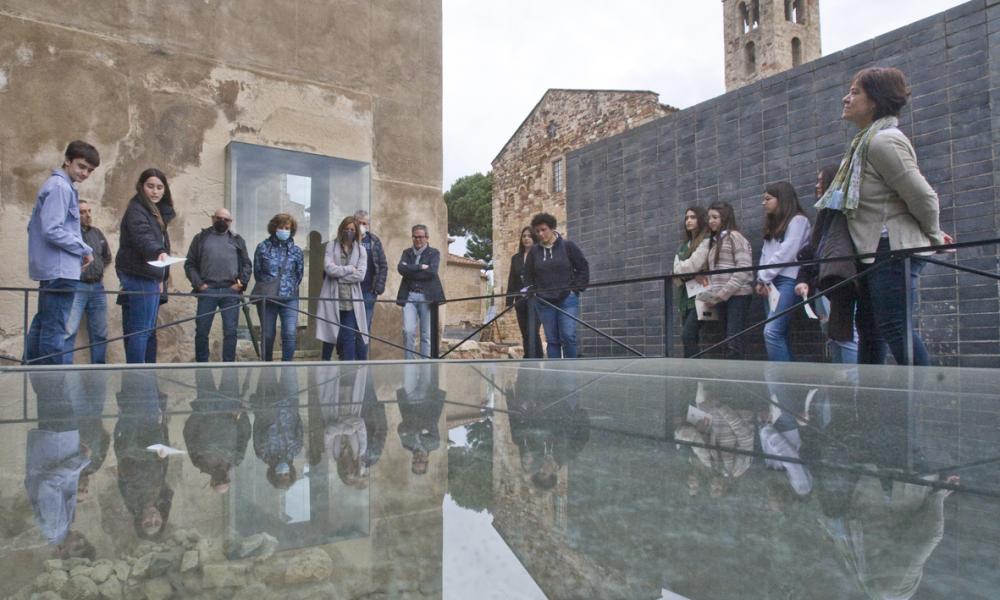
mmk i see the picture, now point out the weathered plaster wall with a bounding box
[442,254,487,327]
[0,0,443,362]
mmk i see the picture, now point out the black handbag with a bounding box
[250,247,287,299]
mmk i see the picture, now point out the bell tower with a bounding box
[722,0,821,91]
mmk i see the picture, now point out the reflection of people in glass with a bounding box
[114,371,173,540]
[674,382,755,497]
[252,367,304,489]
[25,372,95,558]
[508,367,591,490]
[806,382,958,600]
[184,369,251,494]
[318,366,381,488]
[70,371,110,502]
[759,366,813,498]
[396,363,445,475]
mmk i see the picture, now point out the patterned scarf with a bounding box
[814,116,898,217]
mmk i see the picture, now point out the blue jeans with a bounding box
[257,298,298,361]
[26,278,79,365]
[64,281,108,364]
[814,296,858,364]
[403,291,431,359]
[362,290,377,330]
[856,238,929,366]
[119,273,161,364]
[763,276,799,362]
[195,287,242,362]
[535,292,580,359]
[717,294,751,360]
[337,310,362,361]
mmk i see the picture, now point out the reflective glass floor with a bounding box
[0,359,998,599]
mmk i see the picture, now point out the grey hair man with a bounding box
[354,209,387,359]
[396,224,445,359]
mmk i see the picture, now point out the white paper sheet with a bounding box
[695,299,718,321]
[147,256,186,268]
[685,278,708,299]
[686,404,711,427]
[803,302,818,319]
[147,444,186,457]
[768,284,780,314]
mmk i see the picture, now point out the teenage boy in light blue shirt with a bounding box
[25,141,100,365]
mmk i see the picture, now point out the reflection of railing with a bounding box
[1,237,997,365]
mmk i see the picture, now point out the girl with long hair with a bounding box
[672,206,710,357]
[756,181,811,361]
[115,169,176,363]
[505,226,543,358]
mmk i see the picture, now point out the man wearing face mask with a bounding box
[353,210,387,359]
[185,208,252,362]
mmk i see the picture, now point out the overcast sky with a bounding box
[442,0,970,188]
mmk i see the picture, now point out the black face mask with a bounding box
[212,220,229,234]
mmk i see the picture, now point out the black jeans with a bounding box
[716,295,752,359]
[856,237,929,366]
[681,308,701,358]
[514,298,543,358]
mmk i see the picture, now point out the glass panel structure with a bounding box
[0,359,997,599]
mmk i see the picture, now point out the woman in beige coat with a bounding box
[317,216,369,360]
[816,67,953,366]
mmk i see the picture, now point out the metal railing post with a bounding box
[663,278,673,358]
[903,256,914,366]
[430,301,441,358]
[22,289,29,365]
[527,295,539,359]
[260,298,268,361]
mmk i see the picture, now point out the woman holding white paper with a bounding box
[672,206,710,357]
[115,169,175,363]
[674,202,754,359]
[755,181,811,362]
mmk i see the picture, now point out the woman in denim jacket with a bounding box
[253,213,305,361]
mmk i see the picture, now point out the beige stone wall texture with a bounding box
[723,0,821,91]
[490,89,674,344]
[0,0,443,362]
[442,254,487,327]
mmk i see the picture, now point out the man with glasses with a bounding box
[396,225,445,359]
[185,208,252,362]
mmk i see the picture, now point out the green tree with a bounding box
[444,172,493,267]
[446,417,494,513]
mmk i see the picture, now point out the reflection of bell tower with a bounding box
[722,0,821,91]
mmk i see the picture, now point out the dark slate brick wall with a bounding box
[567,0,1000,367]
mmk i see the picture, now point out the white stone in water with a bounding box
[91,562,114,584]
[284,548,334,585]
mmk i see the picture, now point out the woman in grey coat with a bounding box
[316,216,369,360]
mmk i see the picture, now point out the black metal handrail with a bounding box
[3,237,997,365]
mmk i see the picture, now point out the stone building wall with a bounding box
[490,89,675,344]
[442,254,487,328]
[0,0,443,362]
[569,0,1000,367]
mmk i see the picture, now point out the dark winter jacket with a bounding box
[184,227,253,292]
[505,251,530,308]
[796,209,859,342]
[396,246,445,305]
[522,234,590,303]
[183,400,252,473]
[253,236,305,299]
[360,231,388,296]
[116,196,173,281]
[80,226,113,283]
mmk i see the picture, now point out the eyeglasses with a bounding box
[412,235,427,239]
[214,217,233,223]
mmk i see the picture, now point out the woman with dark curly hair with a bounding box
[252,213,305,361]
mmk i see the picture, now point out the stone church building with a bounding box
[491,89,675,343]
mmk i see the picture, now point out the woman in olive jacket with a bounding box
[817,67,952,365]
